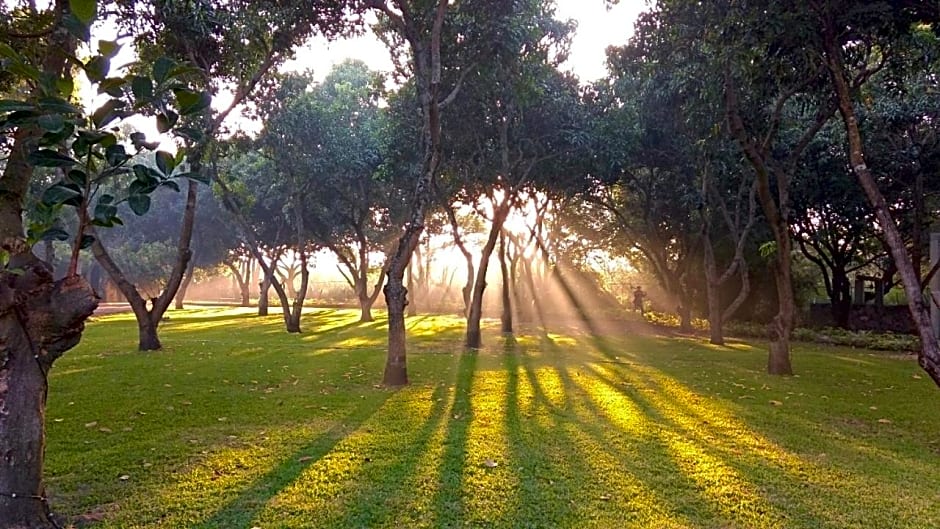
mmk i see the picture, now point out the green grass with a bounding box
[45,307,940,528]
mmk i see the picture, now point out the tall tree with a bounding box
[95,0,355,349]
[260,63,402,323]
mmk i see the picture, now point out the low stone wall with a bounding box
[806,303,916,334]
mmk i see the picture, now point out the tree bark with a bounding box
[466,202,510,348]
[373,0,451,387]
[174,253,196,310]
[0,5,96,524]
[90,180,198,351]
[499,230,513,334]
[823,33,940,385]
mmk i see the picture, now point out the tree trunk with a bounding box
[0,7,94,524]
[466,203,510,348]
[768,252,795,375]
[406,259,417,317]
[678,303,693,333]
[136,312,161,351]
[174,254,196,310]
[377,0,450,387]
[705,275,724,345]
[90,179,198,351]
[258,269,271,316]
[499,230,513,334]
[824,36,940,385]
[357,269,385,323]
[830,268,852,329]
[0,266,97,528]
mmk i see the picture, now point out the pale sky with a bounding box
[84,1,647,144]
[282,0,647,84]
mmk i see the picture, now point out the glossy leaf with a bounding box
[155,150,175,176]
[127,194,151,216]
[29,149,79,168]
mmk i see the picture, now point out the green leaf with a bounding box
[40,227,71,242]
[127,194,151,215]
[99,193,114,205]
[37,97,82,114]
[66,169,88,186]
[91,99,126,128]
[41,182,83,206]
[97,77,126,98]
[38,114,65,133]
[178,91,211,116]
[105,144,128,166]
[61,13,90,42]
[93,202,118,223]
[80,234,96,249]
[29,149,79,168]
[84,55,110,83]
[153,57,175,84]
[155,111,178,133]
[173,88,200,110]
[70,0,98,25]
[56,76,75,98]
[0,100,36,113]
[97,39,119,58]
[155,150,175,176]
[0,42,18,60]
[160,180,181,192]
[131,76,154,102]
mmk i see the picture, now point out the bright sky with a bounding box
[282,0,647,84]
[82,1,647,147]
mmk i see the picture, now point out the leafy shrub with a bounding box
[647,312,920,352]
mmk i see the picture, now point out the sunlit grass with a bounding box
[45,308,940,528]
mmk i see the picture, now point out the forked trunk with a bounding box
[466,204,510,348]
[383,272,410,386]
[499,231,513,334]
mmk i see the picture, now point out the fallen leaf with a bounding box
[769,400,783,406]
[599,494,611,501]
[483,459,498,468]
[217,417,227,422]
[877,418,892,424]
[118,475,130,481]
[913,374,922,379]
[298,456,314,463]
[84,421,98,428]
[98,427,112,433]
[869,406,878,410]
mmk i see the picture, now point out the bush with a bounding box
[647,312,920,352]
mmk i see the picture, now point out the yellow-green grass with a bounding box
[45,308,940,528]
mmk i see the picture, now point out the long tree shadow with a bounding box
[426,351,478,526]
[193,393,396,529]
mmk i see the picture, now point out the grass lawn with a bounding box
[46,307,940,528]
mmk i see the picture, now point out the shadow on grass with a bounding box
[194,394,395,529]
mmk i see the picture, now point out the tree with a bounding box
[95,0,355,349]
[259,62,402,323]
[367,0,478,385]
[0,1,206,525]
[812,0,940,384]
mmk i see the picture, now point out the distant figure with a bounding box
[632,286,646,314]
